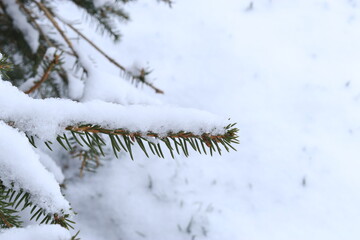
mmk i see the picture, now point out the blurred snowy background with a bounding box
[59,0,360,239]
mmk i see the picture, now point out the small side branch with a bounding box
[0,63,12,71]
[0,211,13,228]
[0,183,74,229]
[57,17,164,94]
[25,54,60,94]
[71,148,100,177]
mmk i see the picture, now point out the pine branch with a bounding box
[0,187,21,228]
[0,183,74,230]
[0,55,12,78]
[57,17,164,94]
[0,2,69,96]
[24,53,60,94]
[2,79,238,160]
[0,2,40,84]
[7,0,163,94]
[0,211,14,228]
[71,146,102,177]
[71,231,81,240]
[35,123,239,160]
[71,0,128,41]
[0,57,11,69]
[33,0,163,94]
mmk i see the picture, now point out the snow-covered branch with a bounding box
[0,80,238,159]
[0,121,72,226]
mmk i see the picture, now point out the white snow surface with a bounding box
[59,0,360,240]
[0,224,71,240]
[66,73,85,100]
[0,121,70,214]
[2,0,39,53]
[81,70,161,105]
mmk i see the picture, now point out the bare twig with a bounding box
[19,3,75,56]
[25,54,60,94]
[0,64,11,71]
[33,1,78,58]
[79,152,86,178]
[57,17,164,94]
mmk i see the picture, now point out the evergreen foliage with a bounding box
[0,0,239,238]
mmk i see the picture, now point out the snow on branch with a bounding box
[30,0,163,94]
[0,80,239,159]
[0,122,72,225]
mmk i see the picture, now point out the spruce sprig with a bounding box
[0,183,74,229]
[27,123,239,160]
[0,55,12,79]
[0,186,21,228]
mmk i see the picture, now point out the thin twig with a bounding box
[79,152,85,178]
[61,19,127,71]
[25,54,60,94]
[0,64,11,70]
[0,211,13,228]
[19,3,75,56]
[57,17,164,94]
[33,1,78,58]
